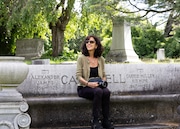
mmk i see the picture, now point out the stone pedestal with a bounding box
[106,20,140,63]
[0,101,30,129]
[0,56,31,129]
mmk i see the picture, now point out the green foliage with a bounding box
[0,25,15,55]
[16,12,50,40]
[0,0,17,55]
[41,47,79,63]
[15,0,59,27]
[0,0,51,55]
[42,36,53,57]
[102,37,112,57]
[132,23,165,58]
[0,0,75,56]
[62,47,79,61]
[1,0,180,60]
[64,10,112,59]
[165,27,180,58]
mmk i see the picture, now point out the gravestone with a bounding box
[16,39,45,59]
[18,63,180,129]
[18,64,180,96]
[32,59,50,65]
[106,19,140,63]
[17,64,180,128]
[157,48,165,60]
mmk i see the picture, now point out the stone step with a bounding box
[30,123,179,129]
[115,124,178,129]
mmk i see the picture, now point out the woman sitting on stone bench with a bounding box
[76,35,114,129]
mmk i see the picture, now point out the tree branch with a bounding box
[127,0,173,16]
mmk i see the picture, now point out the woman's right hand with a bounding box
[88,82,99,88]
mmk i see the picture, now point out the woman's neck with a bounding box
[88,51,94,58]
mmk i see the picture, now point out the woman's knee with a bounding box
[94,87,103,96]
[103,88,111,96]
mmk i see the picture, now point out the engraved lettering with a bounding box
[106,74,111,83]
[119,74,125,83]
[113,74,119,83]
[61,75,68,84]
[69,76,77,84]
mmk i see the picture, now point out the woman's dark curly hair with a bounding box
[81,35,104,58]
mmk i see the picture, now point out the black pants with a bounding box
[77,86,111,120]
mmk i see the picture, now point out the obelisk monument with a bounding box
[106,19,140,63]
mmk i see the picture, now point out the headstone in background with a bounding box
[16,39,45,59]
[106,19,140,63]
[32,59,50,65]
[157,48,165,60]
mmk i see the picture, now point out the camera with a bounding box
[98,81,108,88]
[88,77,108,88]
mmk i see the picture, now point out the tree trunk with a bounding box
[164,11,174,37]
[51,24,64,57]
[51,0,75,57]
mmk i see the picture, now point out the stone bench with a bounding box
[26,94,180,104]
[17,63,180,128]
[24,94,180,128]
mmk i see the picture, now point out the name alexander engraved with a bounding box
[30,74,61,80]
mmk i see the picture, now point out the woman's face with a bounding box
[86,37,97,52]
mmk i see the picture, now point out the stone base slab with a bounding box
[26,94,180,128]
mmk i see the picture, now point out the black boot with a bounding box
[102,119,114,129]
[91,119,103,129]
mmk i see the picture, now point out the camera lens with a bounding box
[98,81,108,88]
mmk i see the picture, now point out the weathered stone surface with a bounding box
[18,64,180,96]
[16,63,180,128]
[18,65,77,96]
[0,101,31,129]
[16,39,44,59]
[0,56,31,129]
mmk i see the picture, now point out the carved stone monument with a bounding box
[0,56,31,129]
[16,39,44,59]
[17,63,180,128]
[106,19,140,62]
